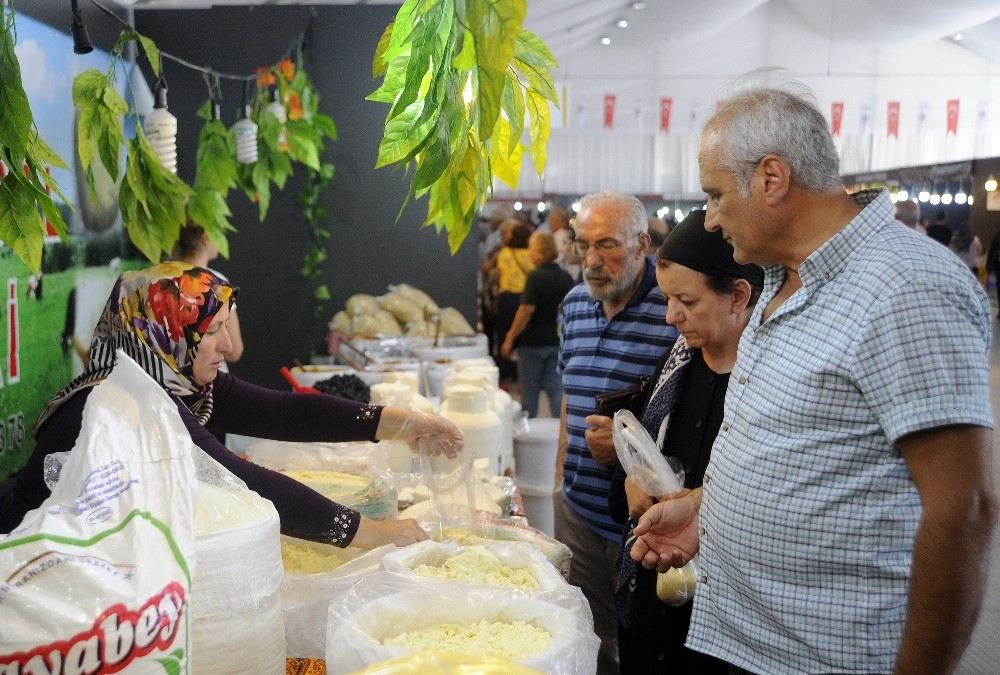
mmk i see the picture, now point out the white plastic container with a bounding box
[513,418,561,493]
[448,365,514,475]
[519,485,557,537]
[441,384,503,473]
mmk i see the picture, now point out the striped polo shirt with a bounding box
[688,190,993,673]
[559,258,678,540]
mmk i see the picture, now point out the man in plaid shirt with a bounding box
[631,87,997,675]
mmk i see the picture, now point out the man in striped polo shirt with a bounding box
[556,190,678,674]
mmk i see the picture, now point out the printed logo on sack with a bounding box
[0,582,186,674]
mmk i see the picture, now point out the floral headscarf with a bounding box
[35,262,236,431]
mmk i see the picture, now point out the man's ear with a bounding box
[635,232,651,257]
[758,154,791,204]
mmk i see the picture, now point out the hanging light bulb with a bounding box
[928,181,940,205]
[537,201,547,213]
[266,87,288,149]
[955,182,968,204]
[896,188,909,201]
[941,181,953,205]
[673,208,684,223]
[144,75,177,173]
[513,201,523,211]
[968,195,974,205]
[986,175,999,192]
[232,79,259,164]
[918,183,930,202]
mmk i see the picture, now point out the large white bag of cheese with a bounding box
[0,354,196,674]
[325,572,599,675]
[282,542,395,659]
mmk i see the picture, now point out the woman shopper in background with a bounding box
[500,231,574,417]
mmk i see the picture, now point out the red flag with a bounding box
[886,101,900,138]
[603,94,616,129]
[659,98,673,133]
[946,98,960,135]
[831,102,844,137]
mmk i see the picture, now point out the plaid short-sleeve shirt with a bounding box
[688,190,993,674]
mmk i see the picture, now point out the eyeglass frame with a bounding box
[569,232,643,258]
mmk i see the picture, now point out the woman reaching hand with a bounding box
[0,263,463,549]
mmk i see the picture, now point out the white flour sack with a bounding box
[0,354,197,674]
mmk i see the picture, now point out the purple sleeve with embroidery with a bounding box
[206,372,383,442]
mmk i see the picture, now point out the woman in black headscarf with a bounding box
[606,211,764,674]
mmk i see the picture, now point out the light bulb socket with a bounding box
[154,75,169,109]
[70,0,93,55]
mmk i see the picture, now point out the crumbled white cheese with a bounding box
[281,540,347,574]
[410,546,539,589]
[383,619,551,660]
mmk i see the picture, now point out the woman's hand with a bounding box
[377,408,464,458]
[351,516,427,549]
[624,476,655,519]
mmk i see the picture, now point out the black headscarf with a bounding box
[657,210,764,288]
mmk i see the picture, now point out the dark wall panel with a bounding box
[130,6,478,387]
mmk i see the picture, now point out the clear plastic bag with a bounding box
[612,409,699,607]
[612,409,685,496]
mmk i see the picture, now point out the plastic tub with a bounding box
[513,418,561,492]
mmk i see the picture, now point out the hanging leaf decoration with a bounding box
[370,0,558,253]
[0,5,71,273]
[188,100,238,258]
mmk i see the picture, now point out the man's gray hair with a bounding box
[577,191,648,237]
[707,87,842,196]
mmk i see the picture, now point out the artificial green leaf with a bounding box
[384,0,423,62]
[376,99,436,168]
[101,85,129,116]
[489,117,521,188]
[138,34,161,77]
[513,55,558,104]
[187,187,234,259]
[27,133,69,170]
[372,22,394,78]
[314,284,331,301]
[313,114,337,141]
[501,76,525,155]
[0,24,34,159]
[0,178,44,272]
[467,0,525,137]
[154,657,181,675]
[196,99,213,121]
[195,118,237,192]
[514,30,558,69]
[452,30,476,71]
[526,90,550,175]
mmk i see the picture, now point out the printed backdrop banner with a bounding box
[831,101,844,137]
[659,98,673,133]
[887,100,900,138]
[603,94,616,129]
[947,98,960,135]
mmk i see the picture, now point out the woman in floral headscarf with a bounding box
[0,263,463,549]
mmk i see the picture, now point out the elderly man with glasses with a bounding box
[555,190,678,674]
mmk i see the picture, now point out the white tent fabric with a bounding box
[124,0,1000,196]
[503,0,1000,197]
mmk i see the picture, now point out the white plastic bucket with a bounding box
[519,485,557,537]
[514,418,561,492]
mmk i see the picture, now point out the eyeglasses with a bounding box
[571,234,639,257]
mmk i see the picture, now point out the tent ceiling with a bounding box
[117,0,1000,75]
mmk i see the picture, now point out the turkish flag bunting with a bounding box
[947,99,960,135]
[603,94,616,129]
[659,98,673,133]
[886,101,900,138]
[831,102,844,137]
